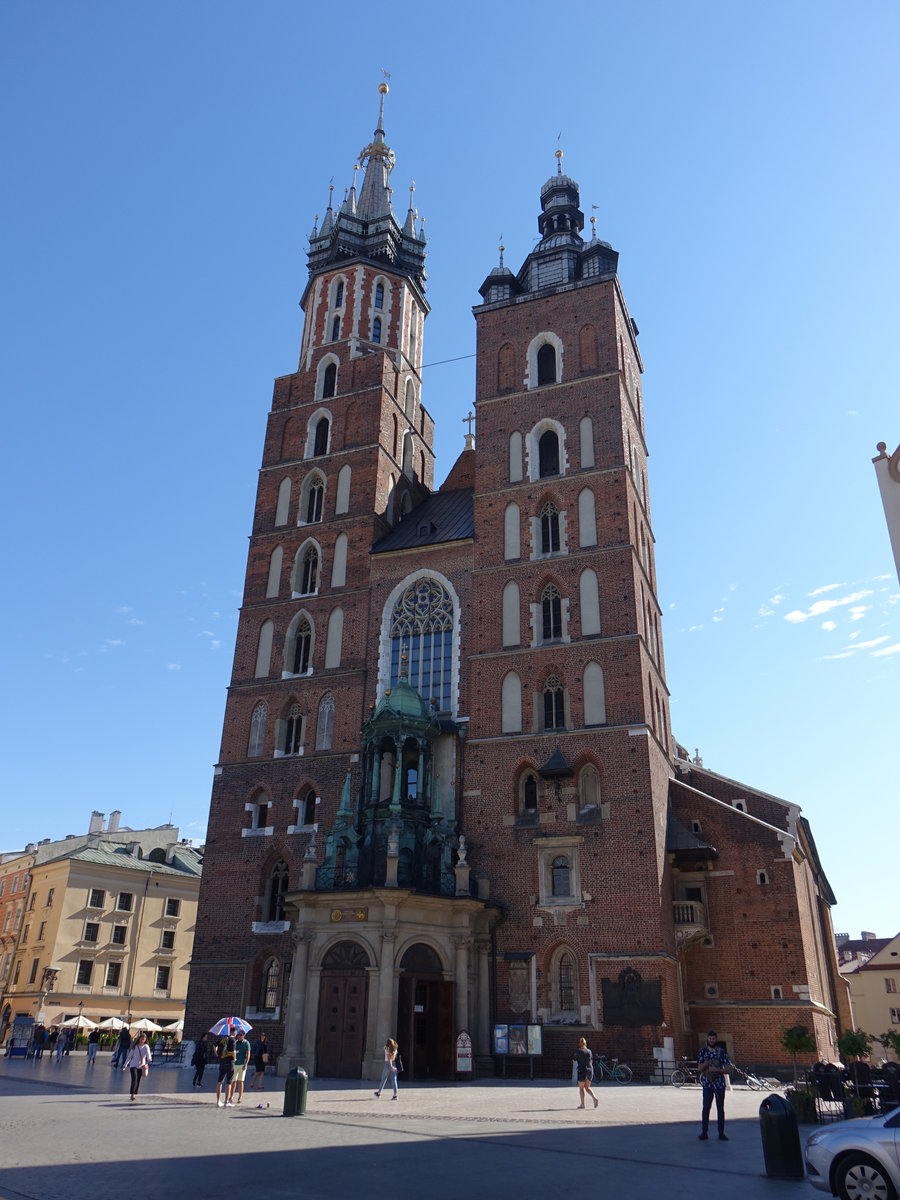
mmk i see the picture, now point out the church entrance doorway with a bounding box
[315,941,370,1078]
[396,943,453,1080]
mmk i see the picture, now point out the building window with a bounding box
[771,986,783,1000]
[161,930,175,950]
[334,280,343,308]
[296,545,318,596]
[21,924,29,943]
[890,1008,900,1024]
[887,978,898,994]
[283,704,304,755]
[756,870,769,885]
[76,960,93,987]
[105,962,121,987]
[374,281,384,309]
[313,416,330,456]
[558,950,576,1011]
[293,617,313,673]
[331,316,340,342]
[165,898,180,918]
[88,888,105,908]
[265,862,289,923]
[388,577,454,712]
[521,773,538,819]
[155,965,170,992]
[578,764,601,813]
[300,789,317,827]
[321,361,337,399]
[372,316,382,343]
[541,584,562,642]
[117,892,133,913]
[538,429,560,477]
[46,888,54,907]
[315,693,334,750]
[551,855,571,898]
[38,921,46,941]
[29,958,39,984]
[112,925,127,945]
[543,675,565,731]
[0,880,5,897]
[537,342,557,386]
[29,893,36,910]
[83,922,99,943]
[261,958,280,1011]
[540,503,560,554]
[11,877,18,893]
[248,702,267,757]
[305,479,324,524]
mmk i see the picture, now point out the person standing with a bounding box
[216,1034,236,1108]
[191,1033,209,1088]
[231,1030,250,1104]
[697,1030,730,1140]
[573,1037,599,1109]
[33,1025,46,1060]
[122,1032,152,1101]
[86,1027,100,1065]
[248,1032,268,1091]
[374,1038,399,1101]
[55,1028,68,1062]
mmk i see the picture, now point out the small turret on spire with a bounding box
[403,180,417,236]
[310,213,319,239]
[418,215,426,242]
[342,162,359,215]
[320,182,335,235]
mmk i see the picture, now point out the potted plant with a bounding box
[779,1024,817,1083]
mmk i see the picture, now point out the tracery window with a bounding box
[265,863,289,923]
[306,478,324,523]
[260,958,280,1011]
[315,692,334,750]
[248,702,267,757]
[552,855,572,898]
[300,547,318,595]
[284,704,304,755]
[543,674,564,730]
[293,617,312,674]
[389,578,454,712]
[558,949,576,1010]
[541,584,562,641]
[540,503,560,554]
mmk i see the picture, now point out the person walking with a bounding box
[112,1026,132,1069]
[374,1038,399,1101]
[33,1025,46,1060]
[697,1030,731,1140]
[122,1032,152,1101]
[248,1032,268,1091]
[191,1033,209,1088]
[55,1029,68,1063]
[573,1037,599,1109]
[231,1030,250,1104]
[216,1034,236,1108]
[86,1027,100,1065]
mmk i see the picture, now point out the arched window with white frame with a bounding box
[525,332,563,390]
[299,471,326,524]
[335,464,351,514]
[324,608,343,669]
[248,702,267,758]
[316,693,334,750]
[543,674,565,731]
[291,542,321,597]
[541,584,562,642]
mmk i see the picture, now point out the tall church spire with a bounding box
[356,82,395,220]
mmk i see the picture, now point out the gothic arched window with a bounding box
[265,862,289,923]
[260,957,280,1011]
[300,547,319,596]
[389,578,454,712]
[557,948,576,1011]
[540,503,560,555]
[301,789,317,826]
[322,363,336,400]
[306,478,324,523]
[248,702,267,758]
[538,429,560,477]
[331,317,340,342]
[283,703,304,755]
[541,584,562,642]
[313,416,330,456]
[292,617,312,674]
[543,674,564,731]
[537,342,557,386]
[374,282,384,309]
[372,316,382,344]
[334,280,344,308]
[315,693,334,750]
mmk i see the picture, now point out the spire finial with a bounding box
[498,234,504,268]
[555,147,564,175]
[462,409,475,450]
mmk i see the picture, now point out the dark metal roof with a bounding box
[666,813,717,857]
[372,489,473,554]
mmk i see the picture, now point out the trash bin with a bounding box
[759,1093,805,1179]
[283,1067,308,1117]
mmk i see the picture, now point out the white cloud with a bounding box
[808,583,843,597]
[849,606,868,621]
[852,637,890,650]
[127,617,144,626]
[115,606,133,615]
[872,643,900,657]
[688,624,704,632]
[758,606,775,618]
[784,589,874,624]
[166,663,182,671]
[821,621,836,631]
[820,651,854,660]
[712,608,724,623]
[770,593,784,606]
[99,639,124,652]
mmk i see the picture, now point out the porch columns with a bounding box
[451,935,471,1036]
[475,937,491,1055]
[279,928,314,1072]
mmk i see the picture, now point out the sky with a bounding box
[2,2,897,942]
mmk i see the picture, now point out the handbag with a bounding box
[395,1053,404,1073]
[261,1052,269,1064]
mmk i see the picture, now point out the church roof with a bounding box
[371,488,473,554]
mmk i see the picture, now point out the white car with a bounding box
[805,1107,900,1200]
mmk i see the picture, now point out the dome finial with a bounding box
[555,147,564,175]
[498,234,505,268]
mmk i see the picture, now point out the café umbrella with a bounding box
[130,1018,163,1033]
[209,1016,252,1037]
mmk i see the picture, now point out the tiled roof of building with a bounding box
[371,489,474,554]
[42,843,202,877]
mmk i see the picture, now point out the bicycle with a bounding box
[595,1054,633,1083]
[670,1058,699,1086]
[732,1064,777,1091]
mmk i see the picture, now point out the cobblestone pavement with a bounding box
[0,1053,810,1200]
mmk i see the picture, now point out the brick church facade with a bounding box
[185,86,851,1079]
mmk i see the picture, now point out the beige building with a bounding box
[1,814,201,1038]
[840,931,900,1062]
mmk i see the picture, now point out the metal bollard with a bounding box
[283,1066,308,1117]
[759,1093,805,1179]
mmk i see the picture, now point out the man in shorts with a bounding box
[231,1030,250,1104]
[216,1034,236,1108]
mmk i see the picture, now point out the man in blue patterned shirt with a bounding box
[697,1030,730,1140]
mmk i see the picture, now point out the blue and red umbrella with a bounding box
[209,1016,253,1037]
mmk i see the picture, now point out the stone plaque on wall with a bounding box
[600,967,662,1027]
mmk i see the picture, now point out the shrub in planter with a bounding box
[784,1086,818,1124]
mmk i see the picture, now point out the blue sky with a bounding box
[2,2,897,942]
